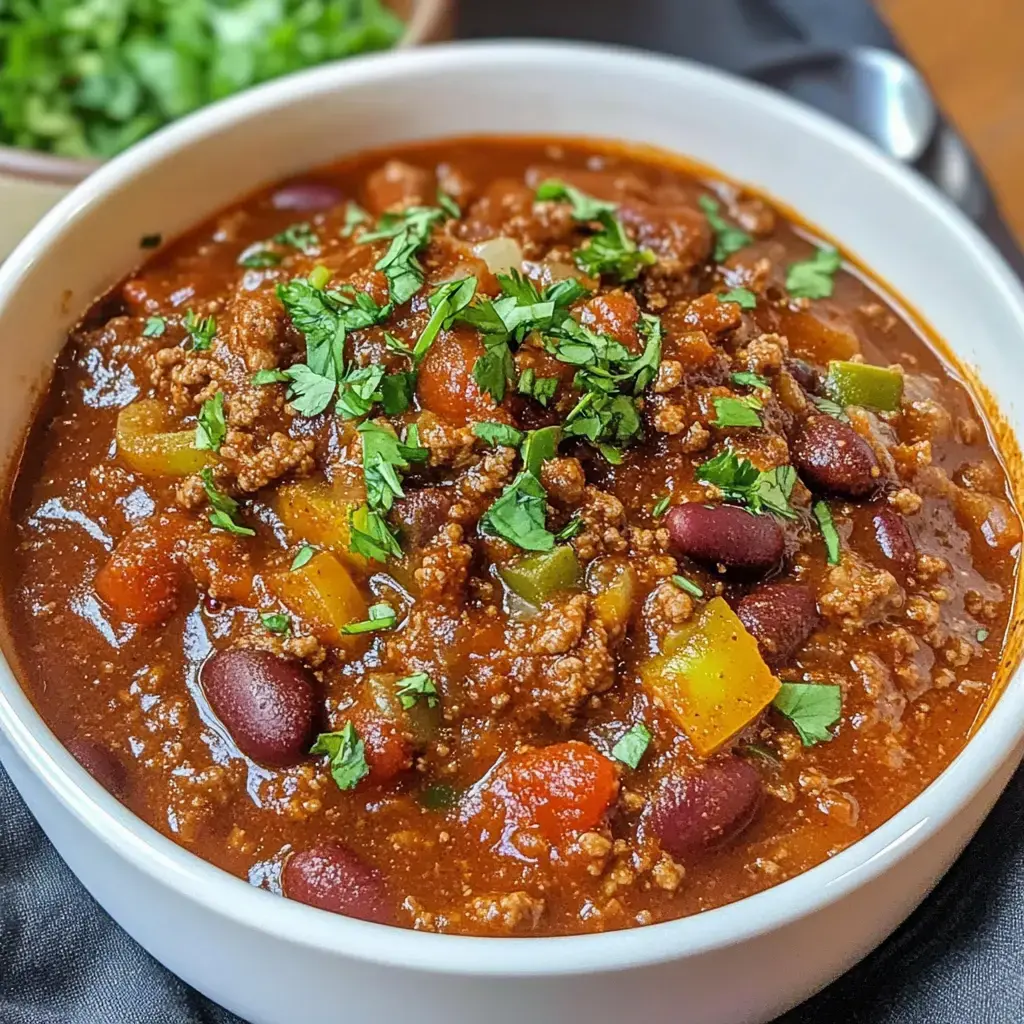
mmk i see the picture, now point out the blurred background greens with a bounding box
[0,0,404,158]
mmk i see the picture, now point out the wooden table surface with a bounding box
[880,0,1024,241]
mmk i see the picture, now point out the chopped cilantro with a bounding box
[290,545,315,571]
[341,602,397,634]
[718,287,758,309]
[360,203,454,305]
[731,371,770,390]
[554,516,584,542]
[536,179,655,281]
[712,395,763,429]
[695,449,797,519]
[813,501,841,564]
[413,277,478,362]
[238,245,283,269]
[183,309,216,351]
[811,395,850,422]
[310,722,370,792]
[260,612,291,635]
[611,722,652,769]
[341,201,370,237]
[199,468,253,537]
[437,190,461,219]
[977,628,990,643]
[348,504,403,563]
[786,247,842,300]
[698,195,752,262]
[517,368,559,406]
[652,495,671,518]
[273,222,319,254]
[772,682,842,746]
[480,471,553,552]
[473,422,526,449]
[195,391,227,452]
[142,315,166,338]
[380,371,416,415]
[671,574,704,598]
[358,421,428,514]
[251,368,290,386]
[395,672,439,710]
[521,425,562,477]
[472,336,516,403]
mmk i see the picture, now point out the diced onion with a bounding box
[473,236,523,275]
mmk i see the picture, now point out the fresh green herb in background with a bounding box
[0,0,404,159]
[611,722,651,769]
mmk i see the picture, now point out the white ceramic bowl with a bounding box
[1,41,1023,1024]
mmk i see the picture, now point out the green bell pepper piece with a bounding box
[499,545,581,606]
[825,360,903,412]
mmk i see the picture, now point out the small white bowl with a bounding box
[1,41,1023,1024]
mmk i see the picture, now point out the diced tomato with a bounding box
[579,291,641,352]
[418,326,501,425]
[94,521,185,627]
[479,742,618,843]
[354,713,413,785]
[682,293,741,335]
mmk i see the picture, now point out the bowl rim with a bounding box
[0,0,450,186]
[2,38,1024,978]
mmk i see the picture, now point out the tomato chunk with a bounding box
[478,742,618,843]
[417,326,500,425]
[94,522,184,627]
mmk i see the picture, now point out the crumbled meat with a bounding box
[460,891,545,933]
[219,431,316,493]
[414,523,473,602]
[448,448,518,523]
[654,360,683,393]
[743,332,787,374]
[818,552,904,630]
[644,580,695,640]
[524,594,589,655]
[541,457,587,507]
[417,411,477,468]
[572,487,628,562]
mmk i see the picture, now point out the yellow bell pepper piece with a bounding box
[269,551,368,647]
[273,479,368,572]
[116,399,213,477]
[639,597,780,756]
[587,556,637,637]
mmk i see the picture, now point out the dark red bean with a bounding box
[736,583,819,667]
[647,757,763,858]
[871,504,916,572]
[271,182,344,211]
[389,486,454,549]
[786,358,821,395]
[283,844,391,924]
[201,649,317,767]
[792,416,881,498]
[65,737,128,799]
[665,503,785,575]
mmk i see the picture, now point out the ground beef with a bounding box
[459,891,546,933]
[818,552,904,631]
[219,431,316,493]
[572,486,629,563]
[414,523,474,602]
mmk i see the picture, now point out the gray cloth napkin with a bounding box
[3,2,1023,1021]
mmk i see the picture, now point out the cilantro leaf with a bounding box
[718,287,758,309]
[555,516,583,541]
[437,190,461,219]
[413,277,478,362]
[252,368,290,386]
[290,545,315,571]
[480,470,554,552]
[273,221,319,254]
[341,602,397,634]
[261,612,291,635]
[142,315,166,338]
[652,495,671,518]
[183,309,216,350]
[695,449,797,520]
[380,371,416,415]
[472,336,516,402]
[336,364,386,420]
[395,672,439,709]
[752,465,798,519]
[284,363,338,417]
[731,371,770,390]
[786,247,842,300]
[811,395,850,422]
[195,391,227,452]
[535,179,617,221]
[238,245,283,269]
[698,195,752,262]
[813,500,841,564]
[772,682,842,746]
[361,204,454,305]
[349,504,403,563]
[358,421,428,513]
[516,368,559,406]
[341,202,370,237]
[310,722,370,792]
[473,422,526,449]
[521,426,562,476]
[712,395,763,429]
[199,468,253,537]
[611,722,651,769]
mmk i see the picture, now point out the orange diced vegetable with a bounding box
[94,523,183,627]
[639,596,780,756]
[777,309,860,363]
[116,399,213,477]
[955,488,1022,552]
[269,551,368,647]
[273,479,368,572]
[480,742,618,843]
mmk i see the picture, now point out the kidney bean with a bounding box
[736,583,819,667]
[647,756,763,859]
[65,737,128,799]
[791,415,881,498]
[871,504,916,572]
[201,649,317,767]
[785,358,822,395]
[665,503,784,575]
[283,844,391,924]
[271,182,344,211]
[390,486,454,549]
